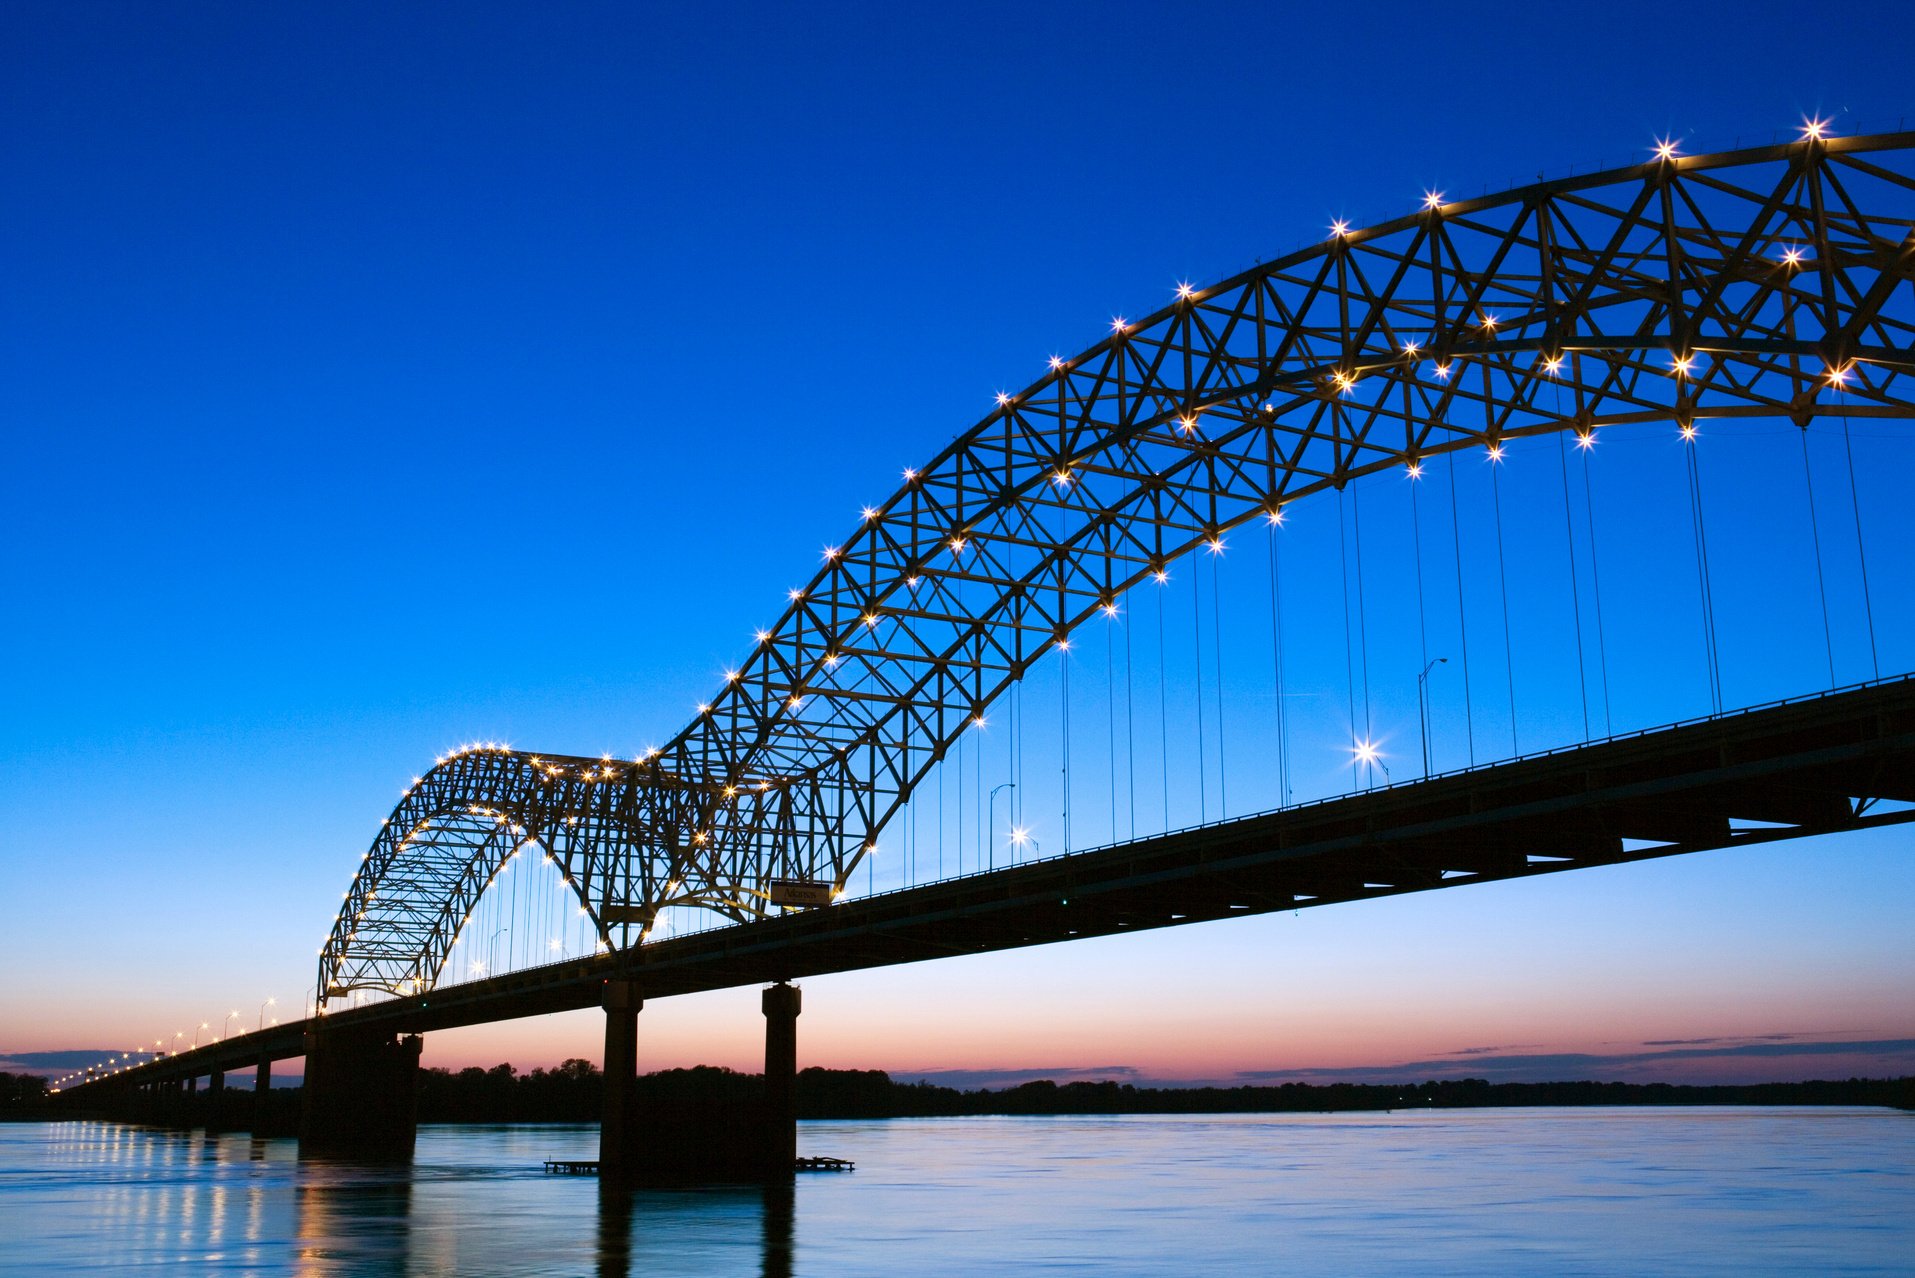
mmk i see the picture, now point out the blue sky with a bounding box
[3,0,1911,1085]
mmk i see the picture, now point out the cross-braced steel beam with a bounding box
[318,131,1915,1006]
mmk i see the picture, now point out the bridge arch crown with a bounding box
[320,132,1915,1002]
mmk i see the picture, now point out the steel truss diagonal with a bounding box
[319,132,1915,1005]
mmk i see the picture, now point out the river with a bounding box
[0,1107,1907,1274]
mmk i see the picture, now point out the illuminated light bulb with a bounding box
[726,670,740,681]
[1330,219,1349,237]
[972,715,987,729]
[1655,137,1679,161]
[788,588,804,601]
[1402,341,1420,356]
[1352,739,1381,766]
[1406,462,1423,479]
[788,695,804,708]
[1826,363,1851,386]
[1781,246,1804,267]
[1153,569,1170,583]
[1010,826,1030,846]
[1266,508,1285,526]
[698,703,710,713]
[1424,191,1443,209]
[1206,537,1225,555]
[1680,422,1698,441]
[1802,117,1828,141]
[1111,316,1128,332]
[1048,355,1064,370]
[823,546,840,561]
[995,392,1011,406]
[755,629,770,643]
[1055,638,1071,653]
[1544,355,1563,375]
[1481,313,1499,329]
[1102,602,1120,618]
[1576,431,1595,451]
[824,652,839,666]
[1178,414,1197,434]
[906,575,920,588]
[862,612,880,628]
[1486,444,1506,462]
[1670,352,1695,376]
[903,467,918,482]
[1435,363,1452,379]
[692,830,709,844]
[949,537,966,554]
[724,786,736,797]
[861,506,878,521]
[1054,469,1072,486]
[1175,281,1195,300]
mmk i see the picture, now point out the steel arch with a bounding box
[319,131,1915,1005]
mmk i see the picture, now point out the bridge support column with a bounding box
[300,1027,422,1160]
[762,982,801,1177]
[598,980,643,1182]
[253,1056,274,1134]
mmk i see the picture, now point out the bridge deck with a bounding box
[78,677,1915,1090]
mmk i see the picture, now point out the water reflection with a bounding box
[3,1111,1910,1276]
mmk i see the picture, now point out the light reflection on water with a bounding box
[0,1108,1907,1275]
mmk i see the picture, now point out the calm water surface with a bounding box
[0,1108,1907,1275]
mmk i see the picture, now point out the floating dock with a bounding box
[541,1155,854,1176]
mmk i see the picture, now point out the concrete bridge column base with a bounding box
[761,982,801,1179]
[598,980,643,1182]
[299,1027,422,1159]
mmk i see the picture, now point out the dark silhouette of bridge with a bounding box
[61,129,1915,1180]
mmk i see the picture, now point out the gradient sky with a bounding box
[3,0,1912,1088]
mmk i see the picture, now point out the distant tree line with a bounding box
[412,1062,1915,1123]
[0,1072,50,1117]
[17,1065,1910,1124]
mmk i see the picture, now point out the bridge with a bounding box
[61,128,1915,1180]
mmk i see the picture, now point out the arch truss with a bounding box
[320,131,1915,1004]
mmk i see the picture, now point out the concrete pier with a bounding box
[761,982,801,1177]
[597,980,643,1181]
[300,1026,422,1159]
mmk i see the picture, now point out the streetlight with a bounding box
[489,926,509,976]
[1418,657,1449,778]
[988,783,1016,868]
[223,1010,240,1040]
[258,996,276,1031]
[194,1021,210,1048]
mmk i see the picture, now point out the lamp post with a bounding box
[988,783,1016,868]
[194,1021,210,1048]
[223,1010,240,1041]
[258,996,276,1031]
[1418,657,1449,778]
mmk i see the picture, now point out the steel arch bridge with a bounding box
[318,131,1915,1008]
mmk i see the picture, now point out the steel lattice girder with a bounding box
[319,132,1915,1004]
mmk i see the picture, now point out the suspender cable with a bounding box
[1579,433,1614,735]
[1446,449,1478,764]
[1684,429,1724,712]
[1338,486,1359,789]
[1490,446,1520,755]
[1556,427,1591,741]
[1840,407,1881,679]
[1061,638,1073,853]
[1411,464,1431,751]
[1800,427,1837,688]
[1192,555,1208,823]
[1125,602,1137,840]
[1352,481,1375,787]
[1211,547,1228,816]
[1106,612,1118,844]
[1156,573,1170,831]
[1268,518,1291,806]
